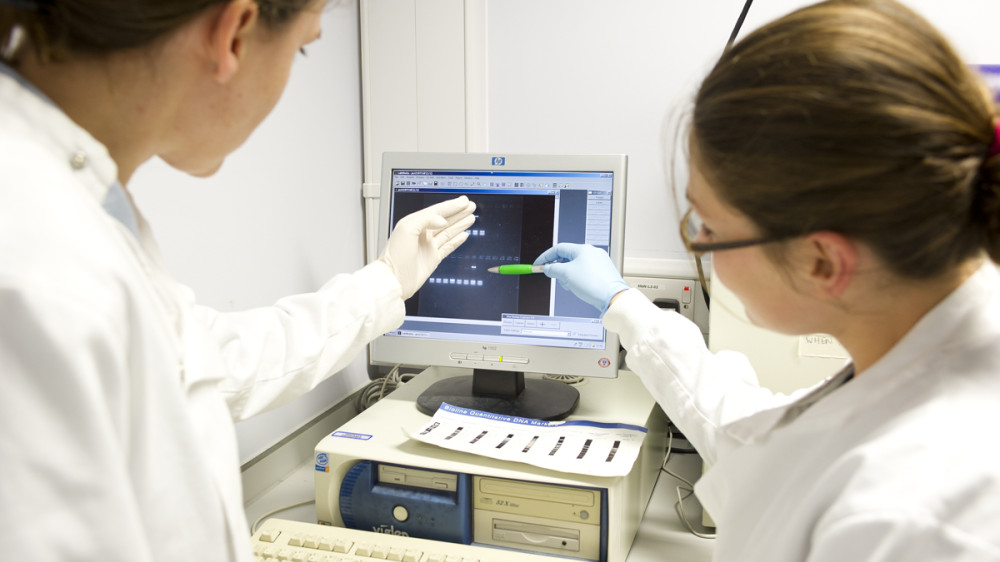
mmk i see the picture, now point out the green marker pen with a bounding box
[487,264,546,275]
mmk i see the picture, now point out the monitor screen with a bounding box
[371,152,627,419]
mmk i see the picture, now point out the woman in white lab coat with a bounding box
[0,1,474,560]
[537,0,1000,559]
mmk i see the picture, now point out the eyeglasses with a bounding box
[679,207,792,304]
[679,207,786,256]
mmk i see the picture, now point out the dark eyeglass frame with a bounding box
[679,207,787,256]
[679,207,796,304]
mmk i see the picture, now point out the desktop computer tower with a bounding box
[314,367,667,562]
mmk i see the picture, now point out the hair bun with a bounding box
[974,155,1000,262]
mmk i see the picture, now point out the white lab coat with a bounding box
[0,69,405,560]
[604,264,1000,560]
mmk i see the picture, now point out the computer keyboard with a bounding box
[251,518,562,562]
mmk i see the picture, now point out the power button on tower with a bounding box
[392,505,409,522]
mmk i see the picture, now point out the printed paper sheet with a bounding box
[409,403,648,477]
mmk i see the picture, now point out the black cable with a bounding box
[726,0,755,53]
[695,0,754,312]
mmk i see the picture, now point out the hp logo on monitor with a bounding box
[491,157,506,166]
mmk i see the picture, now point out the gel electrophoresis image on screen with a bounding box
[387,166,615,350]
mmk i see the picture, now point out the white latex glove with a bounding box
[379,196,477,299]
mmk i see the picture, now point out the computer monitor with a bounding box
[371,152,627,420]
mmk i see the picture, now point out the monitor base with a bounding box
[415,370,579,421]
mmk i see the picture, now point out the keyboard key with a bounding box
[252,519,559,562]
[259,530,281,543]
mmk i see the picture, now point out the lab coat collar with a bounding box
[725,261,1000,444]
[0,59,50,102]
[0,62,121,211]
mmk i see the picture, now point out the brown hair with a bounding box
[0,0,316,63]
[692,0,1000,279]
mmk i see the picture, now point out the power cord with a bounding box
[356,364,416,412]
[250,498,316,535]
[666,422,698,455]
[661,428,716,540]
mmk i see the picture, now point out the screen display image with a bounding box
[395,190,555,323]
[371,153,627,419]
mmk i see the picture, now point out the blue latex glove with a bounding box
[533,243,630,315]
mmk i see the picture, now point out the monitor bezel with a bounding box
[370,152,627,380]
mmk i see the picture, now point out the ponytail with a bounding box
[975,128,1000,263]
[693,0,1000,280]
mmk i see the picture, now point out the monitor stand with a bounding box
[415,369,579,421]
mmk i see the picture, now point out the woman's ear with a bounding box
[209,0,260,83]
[802,231,858,298]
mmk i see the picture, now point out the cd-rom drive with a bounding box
[473,476,604,559]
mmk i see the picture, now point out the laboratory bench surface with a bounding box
[244,429,715,562]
